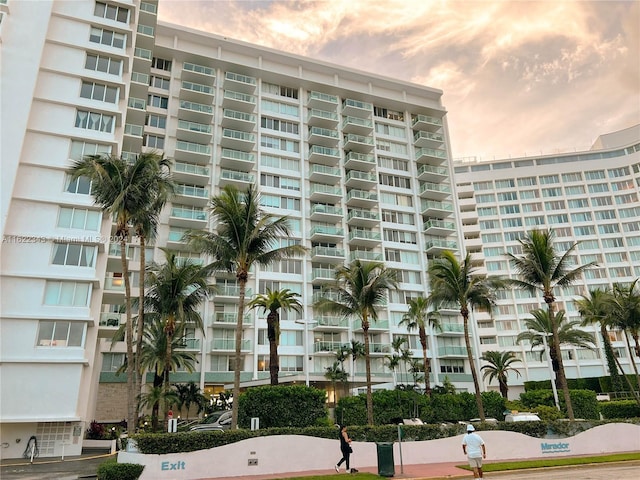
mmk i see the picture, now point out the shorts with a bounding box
[468,457,483,468]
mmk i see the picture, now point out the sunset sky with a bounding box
[158,0,640,161]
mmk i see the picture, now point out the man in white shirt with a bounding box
[462,424,486,479]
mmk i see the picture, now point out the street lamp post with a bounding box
[295,319,317,386]
[541,333,561,411]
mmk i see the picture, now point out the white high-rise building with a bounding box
[454,124,640,399]
[1,0,465,457]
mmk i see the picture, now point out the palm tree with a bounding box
[576,289,624,393]
[138,385,179,432]
[347,339,365,393]
[248,288,303,385]
[384,352,401,387]
[389,337,408,385]
[610,280,640,390]
[144,249,212,402]
[428,250,506,421]
[400,297,441,395]
[507,228,596,420]
[175,382,208,419]
[314,259,398,425]
[480,351,522,399]
[408,358,425,386]
[324,361,348,409]
[69,152,171,432]
[186,185,306,428]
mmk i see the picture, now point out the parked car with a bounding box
[504,412,541,422]
[191,410,232,431]
[469,417,498,424]
[189,424,225,432]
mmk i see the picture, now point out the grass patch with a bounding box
[276,476,379,480]
[457,452,640,472]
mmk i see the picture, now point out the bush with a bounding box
[519,389,599,419]
[600,400,640,419]
[535,405,563,422]
[97,462,144,480]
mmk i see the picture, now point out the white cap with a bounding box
[466,424,475,432]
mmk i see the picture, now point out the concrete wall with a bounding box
[117,423,640,480]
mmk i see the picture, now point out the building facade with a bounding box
[454,124,640,399]
[1,0,463,457]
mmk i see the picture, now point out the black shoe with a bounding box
[350,468,359,473]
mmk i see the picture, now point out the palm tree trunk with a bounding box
[419,328,431,396]
[232,277,247,429]
[499,378,508,399]
[600,324,623,392]
[463,309,485,420]
[363,319,374,425]
[623,330,640,394]
[612,349,640,406]
[135,233,146,407]
[548,303,574,420]
[267,311,279,385]
[121,236,136,434]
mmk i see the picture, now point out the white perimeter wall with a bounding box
[118,423,640,480]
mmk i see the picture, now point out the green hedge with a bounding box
[519,389,599,419]
[97,462,144,480]
[525,375,639,393]
[600,401,640,419]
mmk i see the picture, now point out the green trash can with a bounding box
[376,442,395,477]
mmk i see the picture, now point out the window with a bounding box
[57,208,101,231]
[375,123,406,138]
[89,27,125,48]
[52,243,96,267]
[80,81,118,103]
[623,221,640,232]
[588,183,609,194]
[102,352,125,371]
[605,252,628,263]
[263,82,298,99]
[564,185,585,195]
[598,223,620,235]
[484,247,503,257]
[261,117,299,135]
[500,204,520,215]
[143,135,164,149]
[147,94,169,109]
[495,179,515,189]
[504,231,524,241]
[373,106,404,121]
[395,270,422,284]
[260,154,300,172]
[37,321,84,347]
[574,225,595,236]
[260,174,300,191]
[382,210,414,225]
[260,195,301,211]
[502,218,523,228]
[486,260,507,271]
[479,220,499,229]
[594,210,616,220]
[151,57,172,71]
[615,193,638,204]
[620,206,640,218]
[75,110,114,132]
[378,156,409,171]
[544,200,566,210]
[474,181,493,191]
[379,174,411,189]
[384,229,417,244]
[149,75,170,90]
[261,135,299,153]
[498,336,518,347]
[568,198,589,208]
[609,266,632,278]
[380,192,413,207]
[592,196,612,206]
[539,175,559,184]
[261,99,299,117]
[547,214,568,224]
[497,192,517,201]
[85,53,122,75]
[520,190,539,199]
[542,187,562,197]
[562,172,582,182]
[94,1,129,22]
[440,360,464,374]
[145,114,166,129]
[69,140,111,160]
[475,193,496,204]
[570,212,592,222]
[385,249,419,264]
[376,140,407,155]
[477,207,497,216]
[517,177,537,187]
[608,166,630,178]
[585,170,605,180]
[44,281,91,306]
[65,175,92,195]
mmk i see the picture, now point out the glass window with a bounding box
[37,321,85,347]
[52,244,96,267]
[69,140,111,160]
[44,281,91,306]
[57,208,101,231]
[80,81,118,103]
[89,27,126,48]
[75,110,114,132]
[85,53,122,75]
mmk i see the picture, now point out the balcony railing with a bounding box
[175,184,208,198]
[310,225,344,236]
[221,148,254,163]
[178,119,212,134]
[174,162,209,176]
[170,207,206,221]
[309,91,338,104]
[225,71,256,85]
[349,250,382,262]
[348,209,380,221]
[310,204,343,216]
[221,169,254,183]
[176,140,211,155]
[312,246,344,258]
[210,339,252,351]
[183,62,214,76]
[182,81,214,95]
[179,100,213,114]
[211,312,252,325]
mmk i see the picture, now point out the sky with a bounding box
[158,0,640,161]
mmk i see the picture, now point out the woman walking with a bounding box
[335,425,358,473]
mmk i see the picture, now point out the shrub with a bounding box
[86,420,105,440]
[535,404,563,421]
[600,400,640,419]
[520,389,599,419]
[97,462,144,480]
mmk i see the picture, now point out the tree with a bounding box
[610,280,640,390]
[314,259,398,425]
[69,153,172,432]
[175,382,208,419]
[576,289,624,393]
[347,339,365,393]
[186,185,306,428]
[249,288,303,385]
[480,351,522,399]
[507,228,596,420]
[428,250,505,421]
[400,296,441,395]
[388,337,408,386]
[138,386,179,432]
[325,361,348,409]
[144,249,212,410]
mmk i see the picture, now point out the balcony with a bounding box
[178,100,214,122]
[309,225,344,242]
[314,341,344,353]
[347,209,380,227]
[412,114,443,132]
[167,228,189,249]
[309,164,341,184]
[220,148,255,170]
[314,316,349,329]
[219,169,255,188]
[346,189,378,208]
[177,119,212,143]
[342,116,373,135]
[438,346,467,357]
[169,206,207,228]
[423,219,456,236]
[309,183,342,202]
[348,228,382,247]
[352,319,390,332]
[421,200,454,218]
[342,98,372,118]
[440,323,465,335]
[414,130,445,148]
[349,250,383,263]
[173,161,210,184]
[308,91,339,109]
[124,123,143,139]
[210,312,252,327]
[222,90,256,112]
[425,238,458,255]
[311,267,336,285]
[221,109,256,130]
[345,170,377,189]
[419,181,452,200]
[174,184,209,206]
[368,342,391,354]
[182,62,215,84]
[344,151,375,171]
[104,276,125,292]
[415,147,447,165]
[177,338,201,351]
[210,338,252,352]
[311,246,345,263]
[221,128,255,150]
[344,133,374,153]
[311,290,340,304]
[98,312,125,337]
[175,140,211,164]
[307,126,339,147]
[126,97,146,124]
[224,71,257,93]
[307,108,339,128]
[309,204,343,222]
[307,145,340,166]
[129,71,149,97]
[215,285,253,301]
[180,80,214,102]
[417,164,448,182]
